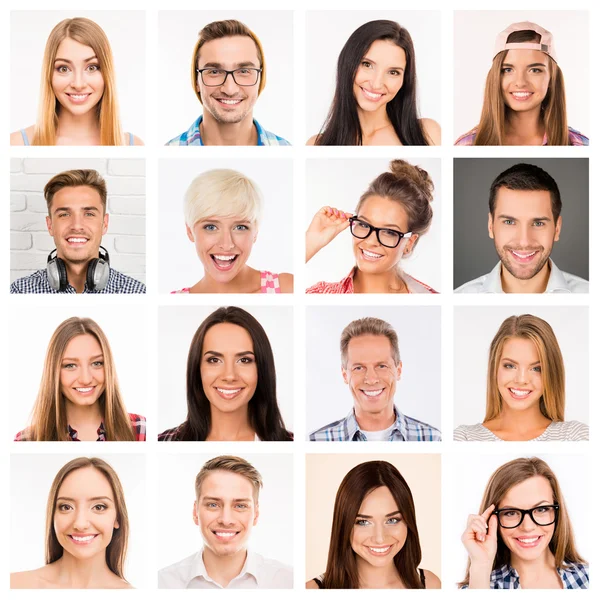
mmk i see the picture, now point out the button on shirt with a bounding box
[486,562,589,589]
[309,406,441,441]
[165,116,290,146]
[10,268,146,294]
[454,260,588,293]
[158,550,293,589]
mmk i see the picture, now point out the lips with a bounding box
[366,544,392,556]
[66,236,89,247]
[514,534,543,549]
[211,254,238,271]
[508,249,539,264]
[360,87,385,102]
[74,386,96,395]
[214,97,243,107]
[215,387,244,400]
[359,248,384,261]
[360,388,384,400]
[212,530,239,541]
[68,533,99,545]
[508,387,532,400]
[510,91,533,102]
[65,93,92,105]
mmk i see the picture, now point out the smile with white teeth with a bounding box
[368,545,391,553]
[361,389,384,397]
[509,388,531,397]
[511,250,536,259]
[216,98,242,105]
[515,535,542,547]
[216,387,242,396]
[361,248,384,259]
[69,534,97,543]
[361,87,384,100]
[214,531,237,539]
[75,387,94,393]
[213,255,236,261]
[511,92,533,99]
[67,237,88,243]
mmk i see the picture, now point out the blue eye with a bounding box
[502,219,515,225]
[203,224,218,231]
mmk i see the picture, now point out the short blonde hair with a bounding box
[195,455,263,502]
[184,169,263,229]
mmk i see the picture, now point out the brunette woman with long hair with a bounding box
[455,22,588,146]
[158,306,293,441]
[14,317,145,441]
[460,457,588,589]
[307,20,440,146]
[307,461,440,589]
[10,17,142,146]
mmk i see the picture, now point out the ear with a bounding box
[114,520,119,529]
[186,224,195,243]
[46,215,53,236]
[396,361,402,381]
[554,215,562,242]
[193,500,199,526]
[253,502,260,526]
[342,366,349,385]
[102,213,109,236]
[253,229,258,244]
[488,213,494,239]
[403,234,418,255]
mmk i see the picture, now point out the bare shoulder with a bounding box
[10,125,34,146]
[305,578,319,589]
[278,272,294,293]
[109,576,134,589]
[420,118,441,146]
[423,569,441,589]
[124,132,145,146]
[306,134,319,146]
[11,567,48,589]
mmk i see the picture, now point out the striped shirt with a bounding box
[165,116,290,146]
[306,267,437,294]
[10,267,146,294]
[454,420,588,442]
[309,407,441,442]
[482,562,589,589]
[455,126,589,146]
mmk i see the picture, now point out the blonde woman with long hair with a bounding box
[14,317,146,441]
[455,22,588,146]
[10,17,142,146]
[459,457,588,589]
[11,457,133,589]
[454,314,587,441]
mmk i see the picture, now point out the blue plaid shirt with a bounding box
[10,268,146,294]
[309,407,441,442]
[485,562,589,589]
[165,115,290,146]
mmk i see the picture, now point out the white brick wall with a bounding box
[10,159,146,285]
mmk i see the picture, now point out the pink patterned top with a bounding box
[171,271,282,294]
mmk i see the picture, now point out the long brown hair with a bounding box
[474,30,568,145]
[45,457,129,580]
[322,461,424,589]
[28,317,135,441]
[485,315,565,422]
[459,457,585,587]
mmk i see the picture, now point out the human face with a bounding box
[200,322,259,416]
[52,37,105,117]
[196,36,261,125]
[46,186,108,266]
[342,334,401,418]
[497,337,544,413]
[497,476,555,562]
[186,217,257,284]
[488,187,561,281]
[194,470,259,557]
[53,467,119,560]
[353,195,416,275]
[501,49,551,114]
[353,40,406,113]
[351,486,408,568]
[60,334,106,408]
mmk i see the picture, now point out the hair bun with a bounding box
[389,159,434,201]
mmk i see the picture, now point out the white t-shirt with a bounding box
[361,423,397,441]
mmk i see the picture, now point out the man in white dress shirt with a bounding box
[158,455,293,589]
[455,163,588,294]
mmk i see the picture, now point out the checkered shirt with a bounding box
[165,115,290,146]
[309,407,441,442]
[10,268,146,294]
[455,126,589,146]
[483,562,589,589]
[158,424,184,441]
[14,413,146,441]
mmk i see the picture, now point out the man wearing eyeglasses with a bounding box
[166,20,290,146]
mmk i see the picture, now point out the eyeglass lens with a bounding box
[350,219,401,248]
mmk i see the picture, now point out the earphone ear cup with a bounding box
[86,258,99,290]
[86,258,110,291]
[47,256,68,291]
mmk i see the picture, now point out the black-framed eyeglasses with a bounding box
[348,217,412,249]
[196,67,262,86]
[493,504,559,529]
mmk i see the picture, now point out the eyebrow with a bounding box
[62,354,104,362]
[501,357,540,366]
[357,215,402,230]
[496,214,551,222]
[499,500,552,509]
[203,351,255,358]
[53,206,100,214]
[54,56,98,64]
[202,496,253,503]
[502,62,547,69]
[200,61,258,69]
[356,510,401,518]
[362,57,404,71]
[57,496,113,502]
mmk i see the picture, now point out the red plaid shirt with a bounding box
[14,413,146,441]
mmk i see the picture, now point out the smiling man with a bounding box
[309,317,441,442]
[166,20,289,146]
[158,456,292,589]
[455,163,588,293]
[10,169,145,294]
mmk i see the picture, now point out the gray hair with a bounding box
[340,317,401,367]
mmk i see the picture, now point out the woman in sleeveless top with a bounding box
[10,17,142,146]
[172,168,293,294]
[306,461,440,589]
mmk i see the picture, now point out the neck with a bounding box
[207,406,254,441]
[200,113,257,146]
[505,108,545,144]
[65,401,103,440]
[62,260,91,293]
[357,107,392,137]
[500,261,551,293]
[356,556,403,589]
[490,405,551,437]
[192,266,259,294]
[353,268,407,294]
[510,548,557,585]
[51,552,115,588]
[56,108,101,143]
[354,405,395,432]
[202,547,247,588]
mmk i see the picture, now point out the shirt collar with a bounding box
[186,549,259,587]
[492,562,576,588]
[481,259,569,293]
[67,422,105,441]
[193,115,265,146]
[346,406,407,441]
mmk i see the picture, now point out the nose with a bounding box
[519,512,537,531]
[372,522,386,544]
[368,67,385,91]
[73,508,90,531]
[513,365,529,385]
[218,228,235,250]
[70,68,85,90]
[77,364,94,385]
[363,365,380,385]
[221,359,239,383]
[513,69,528,88]
[515,223,534,247]
[220,72,240,95]
[217,505,235,526]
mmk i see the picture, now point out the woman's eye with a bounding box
[206,357,220,364]
[234,224,249,231]
[56,65,70,74]
[532,366,542,373]
[501,67,513,74]
[93,504,107,511]
[388,70,401,76]
[203,224,217,232]
[92,361,104,367]
[57,504,73,512]
[387,517,401,524]
[503,363,515,369]
[87,64,100,72]
[355,519,371,527]
[62,363,76,370]
[239,356,254,364]
[361,61,372,69]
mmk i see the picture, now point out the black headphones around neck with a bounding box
[46,246,110,292]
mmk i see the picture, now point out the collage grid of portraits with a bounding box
[2,0,597,597]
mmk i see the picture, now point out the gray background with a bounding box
[453,158,589,289]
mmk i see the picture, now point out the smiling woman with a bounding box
[10,17,142,146]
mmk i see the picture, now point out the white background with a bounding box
[306,305,441,435]
[157,305,294,435]
[8,305,148,438]
[305,157,441,291]
[454,306,589,428]
[454,11,590,142]
[449,452,590,585]
[10,11,146,140]
[158,158,293,293]
[11,452,148,588]
[157,10,294,145]
[156,452,294,570]
[305,11,441,142]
